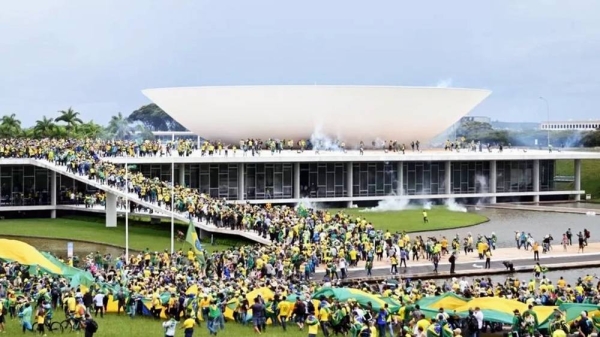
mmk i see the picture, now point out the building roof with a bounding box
[142,85,491,144]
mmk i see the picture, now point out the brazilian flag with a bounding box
[186,220,203,254]
[297,205,309,218]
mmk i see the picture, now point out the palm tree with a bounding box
[55,107,83,135]
[33,116,57,138]
[106,112,133,139]
[79,120,105,139]
[0,114,22,138]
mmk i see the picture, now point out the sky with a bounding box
[1,0,599,127]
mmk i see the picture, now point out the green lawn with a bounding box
[2,314,303,337]
[0,216,245,253]
[555,159,600,199]
[328,207,487,233]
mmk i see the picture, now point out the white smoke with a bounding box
[310,125,343,151]
[475,174,489,206]
[475,175,489,194]
[361,196,410,212]
[296,198,322,211]
[445,198,467,212]
[436,78,453,88]
[422,201,432,210]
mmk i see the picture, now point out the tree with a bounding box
[79,120,105,139]
[33,116,58,138]
[128,103,186,131]
[580,130,600,147]
[55,107,83,135]
[0,114,22,138]
[105,112,133,139]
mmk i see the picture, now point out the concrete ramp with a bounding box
[29,159,270,245]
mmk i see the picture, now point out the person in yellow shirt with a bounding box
[485,250,492,269]
[318,304,331,336]
[416,314,431,332]
[533,242,540,261]
[66,295,76,315]
[277,297,290,331]
[306,314,319,337]
[181,314,196,337]
[36,307,46,335]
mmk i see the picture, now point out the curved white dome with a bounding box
[142,85,490,145]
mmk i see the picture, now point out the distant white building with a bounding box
[540,121,600,131]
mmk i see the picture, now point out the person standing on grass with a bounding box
[251,297,265,334]
[422,210,429,223]
[162,317,178,337]
[81,313,98,337]
[306,314,320,337]
[93,291,105,318]
[182,314,197,337]
[35,306,45,336]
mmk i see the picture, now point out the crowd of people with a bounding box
[1,245,599,337]
[0,137,595,337]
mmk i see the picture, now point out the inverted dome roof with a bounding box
[142,85,491,144]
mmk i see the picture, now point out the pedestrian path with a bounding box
[28,159,270,244]
[316,242,600,273]
[483,203,598,216]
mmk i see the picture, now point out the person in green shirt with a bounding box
[511,309,523,337]
[207,301,220,336]
[524,304,539,329]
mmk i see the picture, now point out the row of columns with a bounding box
[48,158,578,227]
[213,160,585,206]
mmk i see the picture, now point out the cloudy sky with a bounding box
[1,0,599,127]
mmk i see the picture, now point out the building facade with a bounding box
[0,152,589,212]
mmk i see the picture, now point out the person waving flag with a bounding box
[186,220,203,254]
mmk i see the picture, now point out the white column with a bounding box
[445,161,452,195]
[238,163,245,201]
[533,160,540,202]
[574,159,582,201]
[105,192,117,227]
[396,162,404,195]
[50,171,57,218]
[489,160,497,204]
[346,162,353,207]
[294,162,300,199]
[179,163,185,187]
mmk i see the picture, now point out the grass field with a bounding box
[0,216,246,253]
[328,207,487,233]
[555,159,600,199]
[2,314,302,337]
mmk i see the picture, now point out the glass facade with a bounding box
[0,160,560,207]
[403,162,446,195]
[0,165,52,205]
[496,160,534,193]
[245,163,293,200]
[352,162,396,197]
[539,160,555,192]
[137,163,239,200]
[451,161,491,194]
[299,163,347,198]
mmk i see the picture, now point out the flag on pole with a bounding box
[186,220,203,253]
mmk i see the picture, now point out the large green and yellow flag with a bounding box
[186,220,203,254]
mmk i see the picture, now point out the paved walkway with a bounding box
[316,242,600,274]
[484,204,598,216]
